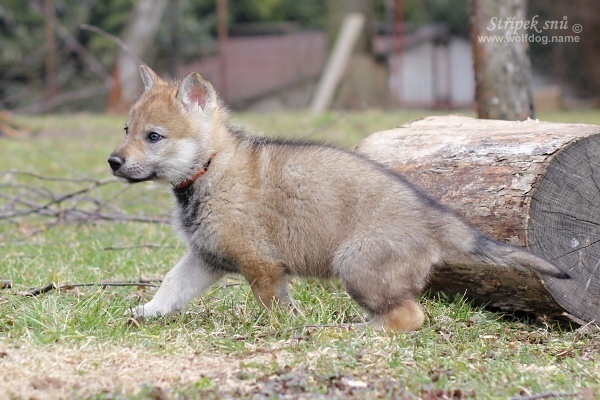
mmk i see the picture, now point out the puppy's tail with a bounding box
[467,235,570,279]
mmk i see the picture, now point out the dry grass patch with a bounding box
[1,342,244,399]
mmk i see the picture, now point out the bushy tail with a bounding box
[470,235,570,279]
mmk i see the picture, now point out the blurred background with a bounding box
[0,0,599,117]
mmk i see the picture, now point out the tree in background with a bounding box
[529,0,600,100]
[470,0,534,120]
[0,0,134,112]
[106,0,167,113]
[0,0,326,113]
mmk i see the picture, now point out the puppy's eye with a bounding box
[147,132,162,143]
[124,126,129,135]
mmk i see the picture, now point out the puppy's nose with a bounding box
[108,155,125,171]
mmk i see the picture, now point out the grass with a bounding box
[1,110,599,399]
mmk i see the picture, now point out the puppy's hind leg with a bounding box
[130,252,224,319]
[334,238,428,333]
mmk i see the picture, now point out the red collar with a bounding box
[174,153,215,190]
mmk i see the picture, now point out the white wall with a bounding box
[390,37,475,108]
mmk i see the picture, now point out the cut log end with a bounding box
[528,135,600,324]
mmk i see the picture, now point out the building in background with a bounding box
[177,23,477,111]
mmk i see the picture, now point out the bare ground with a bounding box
[0,343,257,399]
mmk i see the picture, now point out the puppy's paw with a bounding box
[287,298,304,317]
[131,304,147,318]
[122,305,144,326]
[129,303,164,319]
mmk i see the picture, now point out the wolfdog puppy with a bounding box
[108,65,568,332]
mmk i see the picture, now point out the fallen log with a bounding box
[356,115,600,325]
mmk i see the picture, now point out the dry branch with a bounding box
[11,279,163,297]
[509,392,579,400]
[4,278,246,297]
[80,24,145,67]
[17,283,57,296]
[13,85,108,114]
[29,0,114,89]
[103,244,180,251]
[0,170,168,227]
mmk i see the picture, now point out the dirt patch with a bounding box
[0,344,245,399]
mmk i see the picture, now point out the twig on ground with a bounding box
[0,170,168,227]
[12,279,163,297]
[510,392,579,400]
[219,283,243,288]
[103,244,179,251]
[4,170,105,183]
[17,282,57,296]
[5,177,114,217]
[232,323,352,341]
[575,319,600,335]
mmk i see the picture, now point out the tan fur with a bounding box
[108,66,569,333]
[369,301,425,332]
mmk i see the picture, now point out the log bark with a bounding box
[356,115,600,324]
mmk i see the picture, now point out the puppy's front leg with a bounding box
[131,253,223,319]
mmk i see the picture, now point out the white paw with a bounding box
[127,303,166,319]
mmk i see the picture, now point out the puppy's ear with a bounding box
[139,65,161,91]
[177,72,217,111]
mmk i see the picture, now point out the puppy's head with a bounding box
[108,65,220,186]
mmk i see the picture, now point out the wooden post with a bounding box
[310,13,365,114]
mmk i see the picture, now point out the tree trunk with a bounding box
[470,0,534,120]
[106,0,168,113]
[44,0,57,107]
[168,0,181,79]
[356,115,600,325]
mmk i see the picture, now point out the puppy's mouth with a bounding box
[125,174,156,184]
[112,171,158,184]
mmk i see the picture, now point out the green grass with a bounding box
[1,110,599,399]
